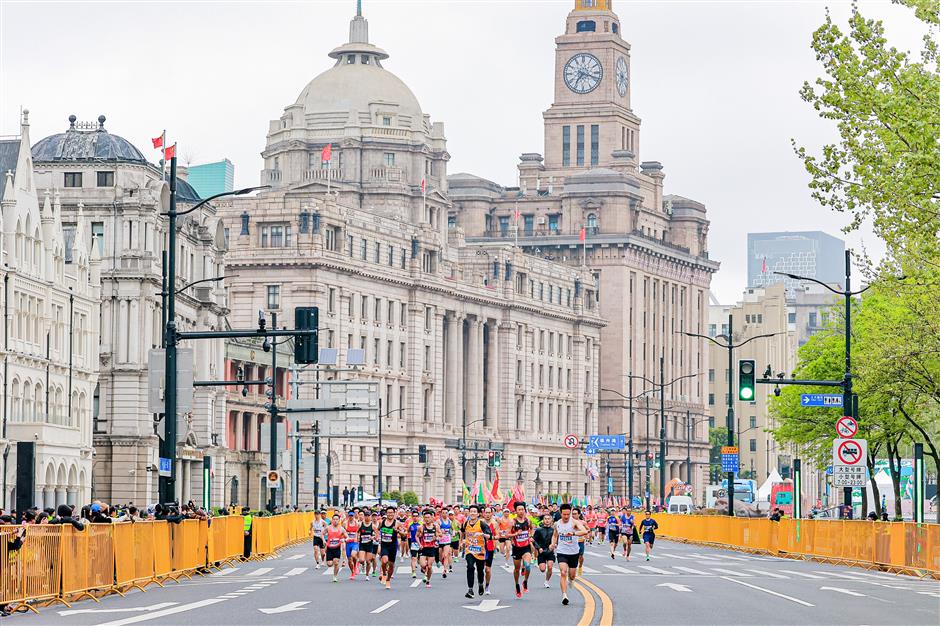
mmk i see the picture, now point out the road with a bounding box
[11,539,939,625]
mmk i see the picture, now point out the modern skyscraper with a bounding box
[187,158,234,199]
[747,231,845,291]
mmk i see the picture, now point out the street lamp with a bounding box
[461,410,486,484]
[600,384,660,505]
[160,152,268,505]
[680,323,780,517]
[664,412,710,490]
[377,402,406,504]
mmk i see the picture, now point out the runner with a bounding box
[378,507,403,590]
[418,509,440,587]
[619,507,635,560]
[606,507,620,559]
[344,511,361,578]
[509,502,533,598]
[398,509,410,559]
[595,506,607,543]
[640,509,659,560]
[357,509,378,579]
[481,505,496,595]
[408,510,422,579]
[449,511,461,566]
[310,510,327,568]
[550,502,590,606]
[438,508,454,578]
[584,506,597,545]
[497,508,512,563]
[461,504,492,598]
[532,512,556,588]
[325,512,347,583]
[573,507,587,575]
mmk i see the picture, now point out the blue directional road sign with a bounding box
[607,476,614,494]
[720,446,740,473]
[585,445,599,456]
[631,496,643,508]
[801,394,843,408]
[589,434,626,451]
[158,457,172,477]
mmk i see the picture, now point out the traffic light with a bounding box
[646,451,653,468]
[487,450,502,468]
[654,454,661,469]
[738,359,756,401]
[418,445,427,464]
[294,307,319,364]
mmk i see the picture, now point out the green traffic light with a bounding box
[740,387,754,400]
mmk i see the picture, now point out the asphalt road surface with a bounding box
[10,539,939,625]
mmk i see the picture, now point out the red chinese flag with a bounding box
[579,227,586,242]
[321,143,332,162]
[421,177,426,193]
[164,143,177,160]
[151,133,164,149]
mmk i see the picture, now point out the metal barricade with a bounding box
[60,523,114,603]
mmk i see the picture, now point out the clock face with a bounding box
[616,56,629,97]
[564,53,603,94]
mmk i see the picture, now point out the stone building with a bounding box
[30,115,228,506]
[217,6,605,504]
[0,111,100,509]
[449,0,718,502]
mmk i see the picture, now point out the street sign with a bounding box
[607,476,614,494]
[564,434,580,449]
[589,434,626,451]
[836,416,858,438]
[801,393,843,408]
[584,445,598,456]
[147,348,194,418]
[720,446,739,473]
[832,438,867,487]
[266,470,281,485]
[631,496,642,508]
[158,457,172,477]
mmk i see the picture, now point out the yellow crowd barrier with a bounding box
[3,512,313,614]
[657,514,940,577]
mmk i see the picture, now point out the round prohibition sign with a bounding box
[837,439,864,465]
[564,434,580,449]
[837,416,858,438]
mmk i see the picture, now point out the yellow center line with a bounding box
[577,577,614,626]
[573,580,596,626]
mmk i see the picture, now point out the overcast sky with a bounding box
[1,0,927,301]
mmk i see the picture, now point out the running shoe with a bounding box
[544,581,550,588]
[562,594,569,605]
[425,581,431,588]
[442,572,447,579]
[578,567,583,576]
[412,571,417,579]
[523,579,528,592]
[515,583,522,598]
[465,590,474,599]
[646,556,650,561]
[479,584,485,596]
[610,553,615,559]
[332,576,338,583]
[315,564,320,570]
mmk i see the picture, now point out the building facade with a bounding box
[187,159,234,200]
[217,6,606,504]
[30,116,229,507]
[0,111,101,509]
[747,231,845,292]
[449,0,718,502]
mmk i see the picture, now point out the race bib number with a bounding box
[516,531,529,542]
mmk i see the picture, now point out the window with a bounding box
[361,239,367,260]
[548,214,559,233]
[382,116,392,126]
[749,416,757,428]
[749,438,757,453]
[562,125,571,167]
[266,285,280,309]
[399,342,406,368]
[576,125,585,166]
[64,172,82,187]
[788,312,796,324]
[523,215,534,236]
[708,393,715,406]
[91,222,104,255]
[62,224,76,264]
[347,234,354,256]
[809,312,818,327]
[383,152,395,167]
[373,339,380,365]
[260,223,291,248]
[424,345,431,371]
[96,171,114,187]
[590,124,599,166]
[708,368,715,382]
[374,241,381,262]
[498,216,510,235]
[576,20,596,32]
[328,288,336,313]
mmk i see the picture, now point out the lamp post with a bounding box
[160,154,267,505]
[681,320,779,516]
[461,411,486,484]
[600,384,661,504]
[377,401,406,504]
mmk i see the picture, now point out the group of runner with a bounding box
[309,502,659,606]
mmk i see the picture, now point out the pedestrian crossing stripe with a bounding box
[711,568,750,576]
[245,568,273,577]
[605,565,636,574]
[638,565,671,575]
[673,566,709,575]
[745,569,788,579]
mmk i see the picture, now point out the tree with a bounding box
[708,426,729,484]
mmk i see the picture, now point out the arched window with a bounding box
[587,213,598,234]
[576,20,596,32]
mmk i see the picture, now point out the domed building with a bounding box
[218,6,604,507]
[30,114,229,507]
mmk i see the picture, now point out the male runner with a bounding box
[481,506,496,595]
[378,507,403,590]
[461,504,492,598]
[438,508,454,578]
[357,509,378,579]
[325,512,347,582]
[449,510,461,565]
[606,508,620,559]
[573,507,587,575]
[418,509,440,587]
[509,502,533,598]
[310,510,327,568]
[532,513,556,588]
[619,507,636,560]
[344,511,361,578]
[584,507,597,545]
[640,510,659,560]
[550,502,590,606]
[497,508,512,562]
[408,510,422,578]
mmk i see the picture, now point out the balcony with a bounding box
[370,167,403,183]
[302,168,341,182]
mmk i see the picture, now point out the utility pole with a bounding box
[160,157,179,505]
[628,373,634,505]
[659,354,666,508]
[378,398,383,501]
[267,312,279,512]
[686,409,692,485]
[645,396,651,509]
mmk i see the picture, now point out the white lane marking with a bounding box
[712,568,751,577]
[746,569,789,579]
[370,600,399,614]
[823,572,870,581]
[605,565,636,574]
[258,601,310,614]
[674,566,710,575]
[396,566,413,574]
[656,582,692,592]
[917,591,940,597]
[410,579,421,588]
[780,569,824,579]
[94,598,226,626]
[661,553,695,560]
[820,586,866,597]
[587,552,609,559]
[581,566,600,574]
[286,554,306,560]
[722,577,814,607]
[689,553,722,560]
[285,567,307,576]
[246,567,273,577]
[58,603,178,616]
[214,568,239,576]
[697,552,749,561]
[638,565,671,575]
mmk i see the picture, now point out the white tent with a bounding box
[757,469,783,502]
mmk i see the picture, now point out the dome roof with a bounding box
[32,115,149,165]
[296,62,423,122]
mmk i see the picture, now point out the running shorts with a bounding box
[326,547,342,562]
[511,545,531,561]
[345,542,359,558]
[380,544,397,562]
[313,537,324,549]
[643,533,655,546]
[484,550,494,567]
[537,551,556,565]
[410,548,420,558]
[369,543,379,554]
[420,546,437,559]
[608,530,619,543]
[557,553,580,568]
[450,540,460,551]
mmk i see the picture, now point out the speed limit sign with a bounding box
[564,434,580,449]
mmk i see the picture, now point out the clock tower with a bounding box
[542,0,641,174]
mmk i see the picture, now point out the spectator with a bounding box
[769,508,782,522]
[0,517,27,617]
[342,486,350,507]
[867,511,878,521]
[242,506,253,558]
[50,504,85,530]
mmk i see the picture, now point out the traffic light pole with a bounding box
[628,374,634,506]
[659,355,666,509]
[160,157,179,505]
[268,312,279,513]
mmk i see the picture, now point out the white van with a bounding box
[667,495,694,514]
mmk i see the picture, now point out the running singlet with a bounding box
[620,514,635,534]
[379,522,398,546]
[345,521,360,540]
[420,525,438,548]
[585,512,597,529]
[358,522,375,546]
[408,522,421,550]
[606,515,619,533]
[555,520,578,555]
[439,520,453,544]
[463,520,486,559]
[511,518,531,547]
[311,519,326,537]
[498,517,511,538]
[641,518,658,537]
[326,526,345,549]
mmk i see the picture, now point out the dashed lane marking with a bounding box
[638,565,671,575]
[370,600,399,614]
[604,565,636,574]
[285,567,307,576]
[246,567,274,577]
[779,570,824,579]
[712,568,751,577]
[722,577,814,607]
[745,569,789,579]
[673,566,710,575]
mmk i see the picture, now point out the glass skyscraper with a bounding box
[187,158,234,198]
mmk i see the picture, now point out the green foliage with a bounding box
[400,491,419,506]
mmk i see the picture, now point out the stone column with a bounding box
[445,313,463,427]
[485,320,499,431]
[468,318,484,423]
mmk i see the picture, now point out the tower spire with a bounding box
[356,0,362,17]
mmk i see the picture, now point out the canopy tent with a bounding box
[757,469,783,501]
